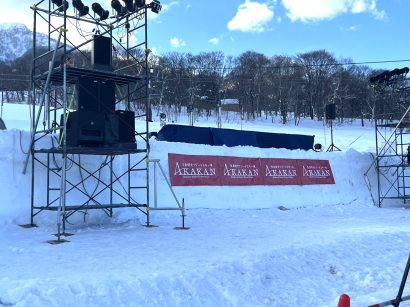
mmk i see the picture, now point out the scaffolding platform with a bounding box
[35,66,143,85]
[23,0,186,241]
[35,146,145,155]
[371,73,410,207]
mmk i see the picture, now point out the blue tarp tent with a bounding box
[156,124,314,151]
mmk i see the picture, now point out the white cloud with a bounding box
[208,37,220,45]
[170,37,186,48]
[281,0,386,23]
[161,1,179,13]
[340,25,359,31]
[228,0,274,33]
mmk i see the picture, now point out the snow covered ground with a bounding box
[1,103,410,307]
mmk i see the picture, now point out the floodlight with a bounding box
[92,2,110,20]
[370,67,410,83]
[52,0,69,12]
[72,0,89,16]
[111,0,127,16]
[135,0,145,8]
[313,143,323,152]
[123,0,135,12]
[370,71,388,83]
[398,67,409,75]
[150,0,161,14]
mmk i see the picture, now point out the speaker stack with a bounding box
[62,35,136,148]
[325,103,336,120]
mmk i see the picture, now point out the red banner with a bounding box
[262,158,301,185]
[298,159,335,185]
[219,156,262,185]
[168,154,335,186]
[168,154,220,186]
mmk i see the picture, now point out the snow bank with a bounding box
[150,140,376,210]
[0,128,376,226]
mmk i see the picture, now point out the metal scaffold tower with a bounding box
[22,0,186,242]
[371,67,410,207]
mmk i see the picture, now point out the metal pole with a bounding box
[57,61,68,239]
[22,30,63,174]
[145,7,151,221]
[154,161,157,209]
[0,89,3,118]
[394,255,410,307]
[110,156,113,217]
[375,115,382,207]
[30,7,38,226]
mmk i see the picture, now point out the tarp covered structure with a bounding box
[156,125,314,150]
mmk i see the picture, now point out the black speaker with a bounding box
[105,110,135,145]
[61,111,105,147]
[78,77,99,112]
[92,35,112,69]
[77,77,115,113]
[99,80,115,113]
[325,104,336,120]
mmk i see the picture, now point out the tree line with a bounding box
[1,48,409,125]
[150,50,410,126]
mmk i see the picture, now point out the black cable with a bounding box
[19,130,30,154]
[78,154,110,205]
[109,156,142,205]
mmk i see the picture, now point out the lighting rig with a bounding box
[150,0,162,13]
[50,0,161,19]
[111,0,127,16]
[51,0,69,12]
[72,0,89,16]
[91,2,109,20]
[370,67,410,85]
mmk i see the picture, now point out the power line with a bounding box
[157,58,410,72]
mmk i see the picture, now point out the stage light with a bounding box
[111,0,127,16]
[123,0,135,12]
[370,67,410,84]
[313,143,323,152]
[52,0,69,12]
[92,2,110,20]
[72,0,89,16]
[150,0,161,14]
[397,67,409,75]
[370,71,388,83]
[135,0,145,8]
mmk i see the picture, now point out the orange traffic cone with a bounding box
[338,294,350,307]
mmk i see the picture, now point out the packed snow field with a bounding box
[1,103,410,307]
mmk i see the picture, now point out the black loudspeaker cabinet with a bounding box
[78,77,99,112]
[105,110,136,145]
[78,76,115,113]
[325,103,336,120]
[100,80,115,113]
[92,35,112,69]
[62,111,105,147]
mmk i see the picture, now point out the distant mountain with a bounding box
[0,23,50,63]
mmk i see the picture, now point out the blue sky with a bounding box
[1,1,409,69]
[149,0,410,69]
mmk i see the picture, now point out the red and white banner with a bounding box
[299,159,335,185]
[262,158,300,185]
[168,154,335,186]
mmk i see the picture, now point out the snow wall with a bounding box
[0,129,377,226]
